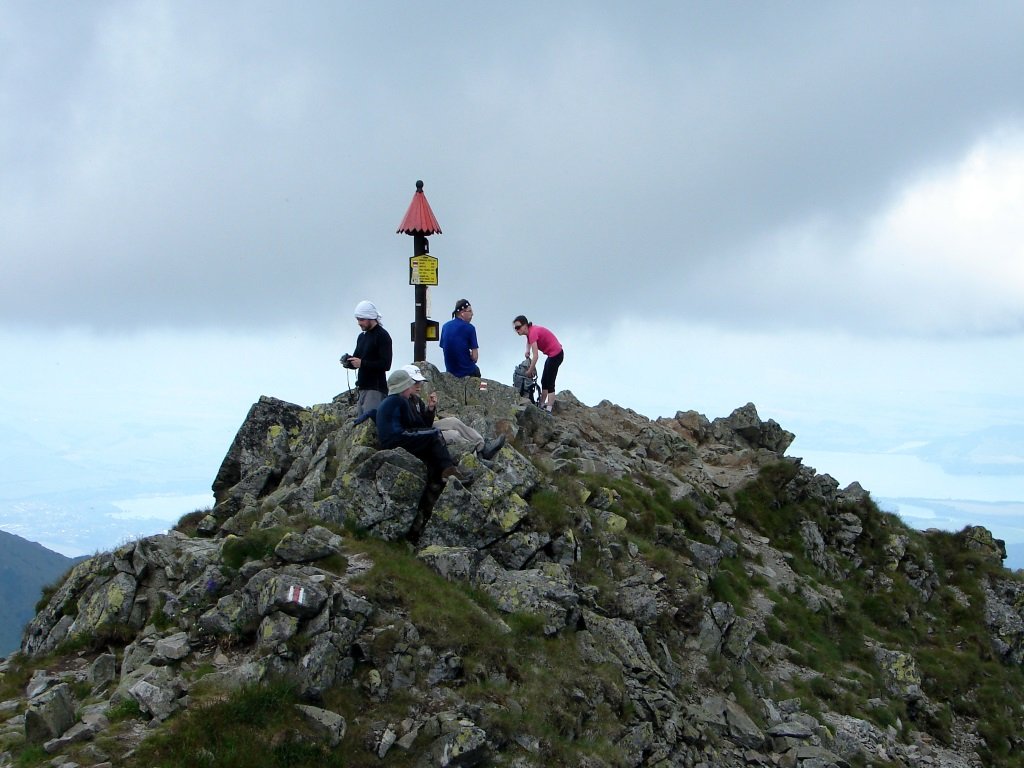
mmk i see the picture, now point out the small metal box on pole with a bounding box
[396,180,442,363]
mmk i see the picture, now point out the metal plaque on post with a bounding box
[410,320,440,342]
[409,254,438,286]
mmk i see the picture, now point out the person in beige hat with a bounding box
[375,368,464,485]
[401,364,505,460]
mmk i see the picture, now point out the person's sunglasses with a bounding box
[513,324,523,330]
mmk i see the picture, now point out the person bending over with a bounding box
[513,315,564,413]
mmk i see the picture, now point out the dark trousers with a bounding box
[541,350,564,392]
[396,431,455,482]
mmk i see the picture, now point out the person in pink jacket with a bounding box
[513,315,564,413]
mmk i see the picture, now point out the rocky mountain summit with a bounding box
[2,364,1023,768]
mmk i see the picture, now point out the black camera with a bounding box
[340,353,355,369]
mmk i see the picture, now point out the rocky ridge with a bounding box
[2,363,1023,768]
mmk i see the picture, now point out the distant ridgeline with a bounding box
[0,530,77,657]
[4,362,1023,768]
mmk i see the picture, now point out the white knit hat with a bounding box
[354,300,380,320]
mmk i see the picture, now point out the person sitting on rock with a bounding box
[401,364,506,460]
[376,368,465,485]
[439,298,481,377]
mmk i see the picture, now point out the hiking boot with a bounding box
[480,434,506,461]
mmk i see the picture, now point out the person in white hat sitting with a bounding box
[376,368,464,485]
[400,364,506,460]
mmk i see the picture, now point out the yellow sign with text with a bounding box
[409,254,438,286]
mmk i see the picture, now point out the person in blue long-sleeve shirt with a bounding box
[376,368,461,485]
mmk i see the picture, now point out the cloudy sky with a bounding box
[2,2,1023,562]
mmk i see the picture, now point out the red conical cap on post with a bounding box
[396,180,442,235]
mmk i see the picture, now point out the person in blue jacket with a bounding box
[439,298,480,377]
[376,368,463,485]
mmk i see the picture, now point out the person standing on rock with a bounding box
[376,368,465,485]
[439,298,481,378]
[345,300,393,416]
[513,315,563,413]
[401,364,506,460]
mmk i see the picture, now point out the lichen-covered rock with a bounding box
[699,695,765,750]
[295,704,347,747]
[257,611,299,649]
[75,571,138,635]
[417,545,484,583]
[198,591,259,637]
[274,524,343,563]
[128,678,181,722]
[430,717,489,768]
[212,395,308,504]
[152,631,190,664]
[716,402,795,454]
[475,559,580,635]
[419,481,531,551]
[579,610,666,682]
[327,449,425,539]
[984,579,1024,664]
[255,571,329,619]
[962,525,1007,565]
[24,683,75,745]
[872,645,924,702]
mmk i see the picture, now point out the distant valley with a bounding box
[0,529,81,656]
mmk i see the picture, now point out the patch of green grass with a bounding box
[457,634,628,767]
[185,662,217,681]
[174,507,211,537]
[731,462,824,557]
[529,488,573,534]
[33,566,75,613]
[915,641,1024,762]
[927,527,1006,589]
[0,654,34,702]
[708,556,750,609]
[107,698,144,722]
[129,682,344,768]
[346,537,509,664]
[777,676,824,721]
[570,536,619,607]
[221,528,289,570]
[69,678,93,702]
[765,587,879,679]
[584,473,708,540]
[54,623,136,655]
[149,594,176,631]
[13,744,48,767]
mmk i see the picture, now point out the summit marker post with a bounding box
[396,180,442,363]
